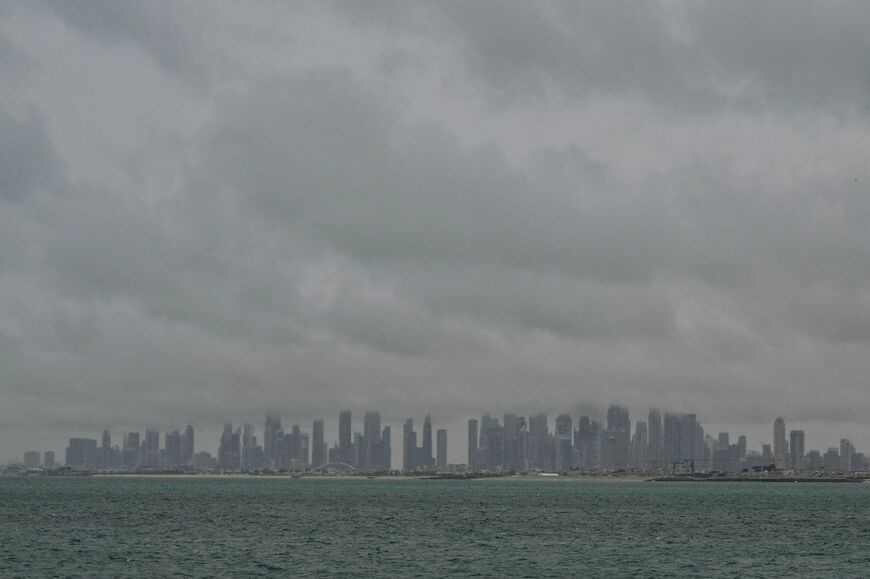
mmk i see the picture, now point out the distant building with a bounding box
[789,430,805,470]
[647,409,663,471]
[403,418,418,472]
[663,413,701,470]
[218,424,241,470]
[467,419,479,470]
[65,438,97,469]
[164,430,182,468]
[122,432,139,469]
[773,418,787,469]
[436,429,447,471]
[339,411,352,465]
[23,451,41,469]
[263,414,283,470]
[840,439,855,471]
[555,414,573,472]
[422,415,434,467]
[43,451,55,470]
[311,419,326,469]
[182,425,194,467]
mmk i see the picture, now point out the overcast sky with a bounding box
[2,1,870,462]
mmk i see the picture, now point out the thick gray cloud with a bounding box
[2,1,870,462]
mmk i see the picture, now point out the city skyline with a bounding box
[10,405,869,476]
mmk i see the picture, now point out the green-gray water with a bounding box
[2,477,869,577]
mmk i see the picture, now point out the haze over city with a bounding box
[4,1,870,464]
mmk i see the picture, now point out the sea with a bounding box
[1,476,869,577]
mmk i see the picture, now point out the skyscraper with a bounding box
[339,411,352,464]
[364,411,382,471]
[381,425,391,471]
[101,430,112,469]
[264,414,283,470]
[164,430,182,468]
[605,405,631,470]
[43,451,55,469]
[528,413,549,471]
[403,418,417,472]
[422,414,433,466]
[182,425,194,467]
[467,419,479,470]
[840,438,855,471]
[65,438,97,469]
[436,429,447,471]
[142,428,160,468]
[789,430,805,470]
[773,417,786,469]
[663,413,700,470]
[555,414,573,472]
[311,419,325,468]
[632,421,648,469]
[123,432,139,469]
[648,409,663,471]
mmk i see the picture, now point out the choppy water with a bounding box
[1,477,869,577]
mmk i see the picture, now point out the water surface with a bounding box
[1,477,868,577]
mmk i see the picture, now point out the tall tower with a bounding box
[789,430,805,470]
[647,409,663,471]
[363,411,382,471]
[182,425,194,467]
[436,429,447,471]
[339,411,352,463]
[311,419,325,468]
[467,419,479,470]
[101,429,112,469]
[773,417,786,469]
[555,414,573,472]
[263,414,282,469]
[402,418,417,472]
[422,414,433,466]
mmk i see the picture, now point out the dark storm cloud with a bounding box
[3,1,870,460]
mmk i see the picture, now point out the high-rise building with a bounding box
[23,451,41,469]
[363,411,382,471]
[123,432,139,469]
[182,425,194,467]
[840,439,855,471]
[436,429,447,471]
[605,405,631,470]
[65,438,97,469]
[467,419,479,470]
[632,421,648,469]
[311,419,326,468]
[339,411,352,464]
[736,435,747,460]
[43,451,55,469]
[555,414,573,472]
[773,418,787,469]
[422,415,433,466]
[164,430,182,468]
[575,416,600,471]
[718,433,730,450]
[789,430,805,470]
[528,414,549,471]
[663,413,700,470]
[264,414,283,470]
[403,418,418,472]
[101,430,112,469]
[381,425,391,471]
[218,424,241,470]
[141,429,160,468]
[647,409,663,471]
